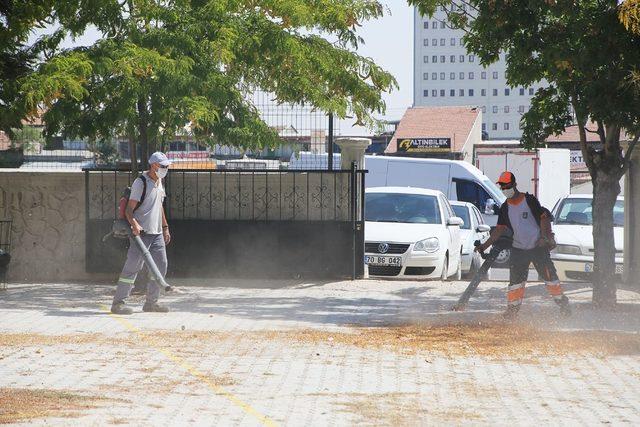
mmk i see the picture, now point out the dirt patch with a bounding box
[260,323,640,359]
[0,388,114,424]
[332,392,481,425]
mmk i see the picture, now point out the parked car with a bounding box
[550,194,624,281]
[364,187,463,280]
[450,201,491,277]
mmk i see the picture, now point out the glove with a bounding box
[475,242,490,253]
[536,235,557,250]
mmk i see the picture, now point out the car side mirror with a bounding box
[484,198,496,215]
[448,216,464,227]
[476,224,491,233]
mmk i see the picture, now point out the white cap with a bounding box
[149,151,171,166]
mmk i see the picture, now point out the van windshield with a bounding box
[482,179,506,204]
[365,193,442,224]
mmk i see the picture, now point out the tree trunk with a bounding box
[129,136,138,175]
[137,97,149,170]
[591,169,620,309]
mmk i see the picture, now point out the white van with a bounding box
[365,156,506,225]
[289,152,506,225]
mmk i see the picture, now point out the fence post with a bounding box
[328,113,334,171]
[351,161,357,280]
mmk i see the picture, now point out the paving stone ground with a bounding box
[1,279,639,426]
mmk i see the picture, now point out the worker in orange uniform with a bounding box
[476,171,571,319]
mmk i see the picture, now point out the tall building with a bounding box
[413,5,543,139]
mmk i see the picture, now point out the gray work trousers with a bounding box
[113,233,167,305]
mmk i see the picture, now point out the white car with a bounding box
[550,194,624,281]
[364,187,464,280]
[450,201,491,276]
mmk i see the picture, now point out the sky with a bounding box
[29,1,415,135]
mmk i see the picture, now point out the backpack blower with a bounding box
[451,233,512,311]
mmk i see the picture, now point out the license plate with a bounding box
[365,255,402,267]
[584,263,624,274]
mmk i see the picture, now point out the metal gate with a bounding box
[84,166,365,279]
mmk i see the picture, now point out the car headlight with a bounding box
[553,244,582,255]
[414,237,439,253]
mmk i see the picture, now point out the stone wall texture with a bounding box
[0,171,93,282]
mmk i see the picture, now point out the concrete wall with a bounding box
[0,170,94,282]
[624,149,640,287]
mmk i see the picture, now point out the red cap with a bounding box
[497,171,516,185]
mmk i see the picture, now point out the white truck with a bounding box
[475,148,570,211]
[290,152,507,225]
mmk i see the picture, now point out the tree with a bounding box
[410,0,640,308]
[16,0,397,171]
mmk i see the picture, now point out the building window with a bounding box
[482,123,487,131]
[519,122,524,130]
[450,72,456,80]
[492,89,498,96]
[459,89,464,96]
[504,123,510,130]
[481,89,486,96]
[440,55,445,63]
[492,71,498,79]
[519,88,525,96]
[450,89,456,97]
[423,90,428,97]
[518,105,525,113]
[450,55,456,63]
[492,123,498,131]
[459,38,464,45]
[451,38,456,46]
[424,39,429,46]
[440,89,445,97]
[440,72,445,80]
[505,88,510,96]
[433,21,438,28]
[469,89,474,96]
[469,55,475,62]
[432,55,438,63]
[504,106,510,113]
[432,38,437,46]
[423,56,429,63]
[440,21,445,29]
[482,106,486,113]
[424,22,429,29]
[460,55,465,62]
[423,73,429,80]
[432,89,438,97]
[481,71,487,80]
[492,106,498,113]
[432,72,437,80]
[529,88,534,95]
[440,38,445,46]
[469,72,474,79]
[459,72,464,80]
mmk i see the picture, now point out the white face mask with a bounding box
[156,167,168,179]
[502,187,516,198]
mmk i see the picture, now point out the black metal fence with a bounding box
[85,167,365,279]
[1,92,341,170]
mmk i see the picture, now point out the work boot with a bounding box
[111,302,133,315]
[142,302,170,313]
[501,305,520,320]
[557,295,571,317]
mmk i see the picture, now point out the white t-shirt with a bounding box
[129,172,165,235]
[507,196,541,250]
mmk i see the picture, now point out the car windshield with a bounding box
[365,193,442,224]
[554,198,624,227]
[451,205,471,229]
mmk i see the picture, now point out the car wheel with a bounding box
[493,248,511,268]
[441,254,449,281]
